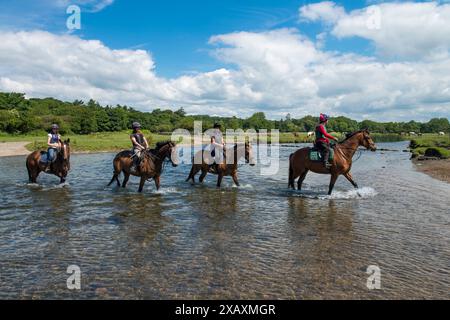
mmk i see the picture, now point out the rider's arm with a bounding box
[143,137,149,149]
[47,134,58,148]
[319,126,338,141]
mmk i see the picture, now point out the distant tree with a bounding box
[423,118,450,133]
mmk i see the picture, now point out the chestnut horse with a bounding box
[26,140,71,184]
[186,142,255,187]
[107,141,178,192]
[289,129,377,195]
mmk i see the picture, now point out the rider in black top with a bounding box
[130,122,149,172]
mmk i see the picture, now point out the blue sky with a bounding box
[0,0,449,121]
[0,0,374,76]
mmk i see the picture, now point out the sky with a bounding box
[0,0,450,121]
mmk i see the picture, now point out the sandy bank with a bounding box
[0,142,30,157]
[413,158,450,184]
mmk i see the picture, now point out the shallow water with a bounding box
[0,142,449,299]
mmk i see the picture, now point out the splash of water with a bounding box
[321,187,377,200]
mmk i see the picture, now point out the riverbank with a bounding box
[413,158,450,183]
[409,134,450,183]
[0,142,30,157]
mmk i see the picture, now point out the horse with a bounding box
[289,129,377,195]
[186,142,255,187]
[26,140,71,184]
[107,141,179,192]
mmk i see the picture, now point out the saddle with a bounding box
[308,146,334,162]
[39,151,56,165]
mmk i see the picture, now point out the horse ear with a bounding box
[65,139,70,144]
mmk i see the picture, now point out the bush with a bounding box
[425,147,450,159]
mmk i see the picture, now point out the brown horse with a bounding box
[26,140,71,184]
[107,141,179,192]
[289,129,377,195]
[186,142,255,187]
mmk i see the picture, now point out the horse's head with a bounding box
[58,139,71,175]
[156,141,179,167]
[244,141,256,166]
[359,129,377,151]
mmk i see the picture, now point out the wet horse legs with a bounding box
[343,172,358,189]
[328,174,338,195]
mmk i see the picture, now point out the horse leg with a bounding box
[216,173,224,188]
[138,176,146,193]
[186,165,200,184]
[30,171,40,184]
[199,169,207,183]
[288,156,302,190]
[122,172,130,188]
[297,170,309,191]
[343,172,358,189]
[186,166,194,182]
[154,176,161,191]
[232,173,240,187]
[328,174,339,195]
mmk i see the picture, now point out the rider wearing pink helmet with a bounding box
[315,114,338,168]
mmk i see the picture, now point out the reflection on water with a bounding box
[0,142,449,299]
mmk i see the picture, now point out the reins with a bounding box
[144,144,172,182]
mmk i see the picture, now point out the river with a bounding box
[0,142,449,299]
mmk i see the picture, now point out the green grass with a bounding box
[0,130,411,153]
[410,134,450,158]
[0,131,173,153]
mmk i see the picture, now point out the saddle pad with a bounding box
[309,148,334,162]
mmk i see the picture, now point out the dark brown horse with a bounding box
[107,141,179,192]
[26,140,71,184]
[289,129,377,195]
[186,142,255,187]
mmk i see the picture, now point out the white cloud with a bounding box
[1,2,450,122]
[299,1,346,24]
[55,0,114,12]
[300,1,450,59]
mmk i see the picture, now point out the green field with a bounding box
[0,130,408,153]
[0,131,173,153]
[410,134,450,158]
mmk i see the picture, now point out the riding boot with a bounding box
[131,158,139,173]
[322,147,331,169]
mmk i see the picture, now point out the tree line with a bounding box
[0,92,449,134]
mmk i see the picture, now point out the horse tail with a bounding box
[26,156,32,183]
[107,154,123,187]
[288,153,294,188]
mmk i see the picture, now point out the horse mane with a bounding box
[342,130,366,142]
[155,141,173,150]
[147,141,174,155]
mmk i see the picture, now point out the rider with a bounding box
[210,123,225,172]
[45,124,62,168]
[315,114,338,169]
[130,122,149,172]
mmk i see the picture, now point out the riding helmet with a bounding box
[132,122,142,129]
[319,114,329,123]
